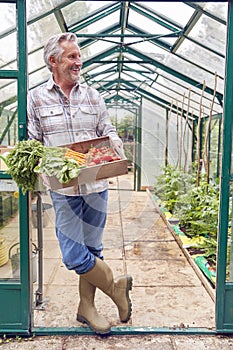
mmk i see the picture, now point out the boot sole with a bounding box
[76,314,111,335]
[121,275,133,323]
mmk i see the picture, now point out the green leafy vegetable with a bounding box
[34,148,82,184]
[4,139,45,194]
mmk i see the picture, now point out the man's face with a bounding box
[51,40,82,84]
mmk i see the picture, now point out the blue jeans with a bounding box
[50,189,108,274]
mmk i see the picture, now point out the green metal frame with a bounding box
[0,0,31,335]
[1,0,233,337]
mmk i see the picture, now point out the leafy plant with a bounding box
[154,164,221,267]
[177,179,220,239]
[154,164,195,213]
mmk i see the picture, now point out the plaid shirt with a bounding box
[27,75,121,195]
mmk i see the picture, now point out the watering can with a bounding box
[9,242,38,282]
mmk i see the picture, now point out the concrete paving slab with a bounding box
[34,285,79,327]
[173,335,233,349]
[126,258,202,287]
[122,222,157,242]
[42,240,61,259]
[134,223,175,242]
[33,257,61,285]
[32,226,56,241]
[0,337,63,349]
[131,286,215,328]
[125,241,189,260]
[64,334,174,350]
[106,212,122,226]
[99,246,124,260]
[47,264,79,286]
[120,202,156,217]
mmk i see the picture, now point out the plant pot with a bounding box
[168,218,180,226]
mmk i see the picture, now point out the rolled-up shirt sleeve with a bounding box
[27,90,43,142]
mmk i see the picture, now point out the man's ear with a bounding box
[49,55,56,67]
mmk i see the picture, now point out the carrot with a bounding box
[64,149,86,165]
[65,150,86,158]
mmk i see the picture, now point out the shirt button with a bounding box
[50,111,53,114]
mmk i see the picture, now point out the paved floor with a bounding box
[1,173,233,348]
[1,333,233,349]
[31,173,215,330]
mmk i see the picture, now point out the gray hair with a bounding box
[44,32,78,71]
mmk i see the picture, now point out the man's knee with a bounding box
[56,230,96,274]
[63,249,95,274]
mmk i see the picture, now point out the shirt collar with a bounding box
[46,75,80,91]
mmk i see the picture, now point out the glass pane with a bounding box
[27,15,61,52]
[188,12,226,56]
[0,33,17,69]
[155,74,223,116]
[26,0,54,20]
[87,39,117,57]
[138,2,195,27]
[28,49,45,74]
[128,8,174,39]
[77,10,120,35]
[0,79,18,146]
[29,67,50,90]
[202,2,228,22]
[141,98,193,188]
[176,40,225,79]
[62,1,92,27]
[0,3,17,69]
[209,117,222,178]
[0,3,16,32]
[0,182,20,281]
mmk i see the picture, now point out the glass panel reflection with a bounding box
[0,181,19,280]
[0,3,17,70]
[0,79,18,146]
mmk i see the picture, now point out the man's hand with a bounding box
[110,138,126,159]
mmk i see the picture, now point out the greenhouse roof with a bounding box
[0,1,229,120]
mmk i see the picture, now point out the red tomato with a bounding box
[102,155,113,162]
[93,157,101,164]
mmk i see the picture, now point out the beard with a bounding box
[69,67,80,82]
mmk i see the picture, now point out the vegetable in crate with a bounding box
[34,147,84,184]
[2,139,86,194]
[86,146,121,166]
[3,139,45,194]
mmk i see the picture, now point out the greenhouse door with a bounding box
[215,0,233,334]
[0,0,32,335]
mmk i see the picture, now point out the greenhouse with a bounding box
[0,0,233,337]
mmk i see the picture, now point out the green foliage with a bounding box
[154,164,195,213]
[177,180,220,239]
[154,164,221,266]
[3,139,45,194]
[111,114,135,141]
